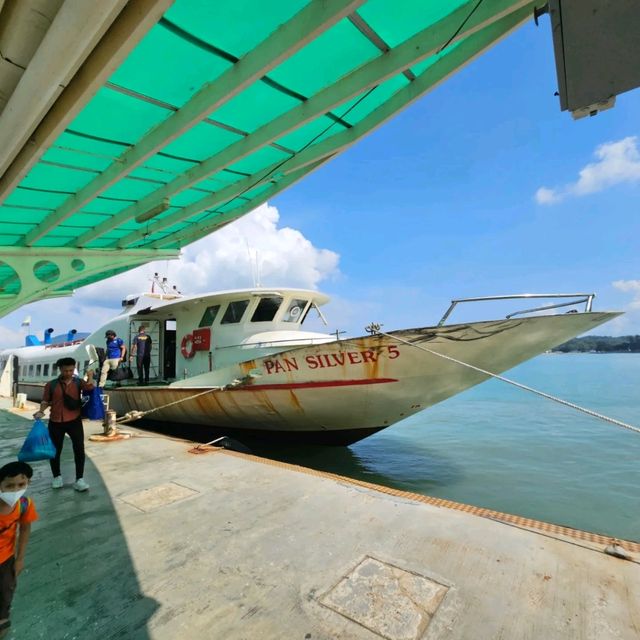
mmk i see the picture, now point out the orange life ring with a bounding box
[181,333,195,359]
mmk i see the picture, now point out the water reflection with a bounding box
[139,420,462,495]
[255,436,462,493]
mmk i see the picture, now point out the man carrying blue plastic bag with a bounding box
[33,357,95,492]
[17,419,56,463]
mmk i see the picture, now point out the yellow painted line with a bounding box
[219,449,640,554]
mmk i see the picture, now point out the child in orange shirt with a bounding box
[0,462,38,636]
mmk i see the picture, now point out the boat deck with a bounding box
[1,401,638,640]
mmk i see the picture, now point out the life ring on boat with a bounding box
[181,333,195,359]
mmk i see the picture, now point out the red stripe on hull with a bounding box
[237,378,398,391]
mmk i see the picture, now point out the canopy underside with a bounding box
[0,0,537,314]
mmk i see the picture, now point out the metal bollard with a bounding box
[103,410,117,436]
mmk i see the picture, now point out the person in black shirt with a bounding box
[130,325,152,385]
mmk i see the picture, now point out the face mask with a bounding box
[0,489,26,507]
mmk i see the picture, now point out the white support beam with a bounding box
[0,246,178,317]
[106,0,536,249]
[0,0,128,178]
[147,161,328,249]
[23,0,366,247]
[147,4,533,251]
[0,0,175,204]
[114,164,297,247]
[73,0,533,248]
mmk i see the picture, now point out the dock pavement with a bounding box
[1,400,638,640]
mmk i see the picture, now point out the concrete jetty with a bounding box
[2,404,638,640]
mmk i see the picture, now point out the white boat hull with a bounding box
[104,311,617,444]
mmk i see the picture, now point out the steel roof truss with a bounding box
[71,0,533,249]
[107,3,534,250]
[22,0,366,247]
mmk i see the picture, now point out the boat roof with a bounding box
[122,287,330,316]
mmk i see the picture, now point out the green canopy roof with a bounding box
[0,0,537,315]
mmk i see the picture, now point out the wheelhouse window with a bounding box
[28,365,33,376]
[283,299,309,323]
[251,296,283,322]
[199,305,220,327]
[43,364,49,377]
[52,364,57,376]
[36,364,41,376]
[221,300,249,324]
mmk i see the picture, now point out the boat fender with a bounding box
[181,333,195,359]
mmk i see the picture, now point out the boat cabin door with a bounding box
[163,320,176,379]
[128,319,161,381]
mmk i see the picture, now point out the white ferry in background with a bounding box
[0,286,619,445]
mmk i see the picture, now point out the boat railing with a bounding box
[218,335,335,350]
[437,293,595,327]
[44,339,86,349]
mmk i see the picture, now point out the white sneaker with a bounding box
[51,476,63,489]
[73,478,90,492]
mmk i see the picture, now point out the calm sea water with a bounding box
[253,353,640,542]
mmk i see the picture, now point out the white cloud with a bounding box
[0,325,25,350]
[604,279,640,335]
[0,203,340,347]
[612,279,640,293]
[535,136,640,205]
[613,279,640,310]
[74,203,339,305]
[534,187,561,205]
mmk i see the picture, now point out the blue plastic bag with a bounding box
[82,387,105,420]
[17,418,56,462]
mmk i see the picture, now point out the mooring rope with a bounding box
[374,328,640,436]
[115,377,250,424]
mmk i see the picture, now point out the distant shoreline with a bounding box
[551,335,640,353]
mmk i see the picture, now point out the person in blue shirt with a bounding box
[130,325,152,385]
[98,329,126,387]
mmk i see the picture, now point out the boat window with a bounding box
[198,305,220,327]
[221,300,249,324]
[52,364,57,375]
[21,366,26,377]
[43,364,49,377]
[283,299,308,323]
[251,297,283,322]
[28,365,33,376]
[36,364,41,376]
[300,302,327,326]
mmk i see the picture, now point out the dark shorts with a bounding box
[0,556,16,619]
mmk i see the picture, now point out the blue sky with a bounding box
[274,18,640,334]
[1,17,639,345]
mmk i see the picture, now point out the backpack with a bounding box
[0,497,30,535]
[49,377,83,410]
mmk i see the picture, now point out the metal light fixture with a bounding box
[135,197,170,223]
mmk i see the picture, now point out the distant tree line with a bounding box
[552,335,640,353]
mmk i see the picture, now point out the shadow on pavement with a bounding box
[1,410,159,640]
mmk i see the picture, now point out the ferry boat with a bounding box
[0,288,619,444]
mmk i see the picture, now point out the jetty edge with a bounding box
[2,401,638,640]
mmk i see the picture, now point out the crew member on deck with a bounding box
[130,325,152,385]
[98,330,126,388]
